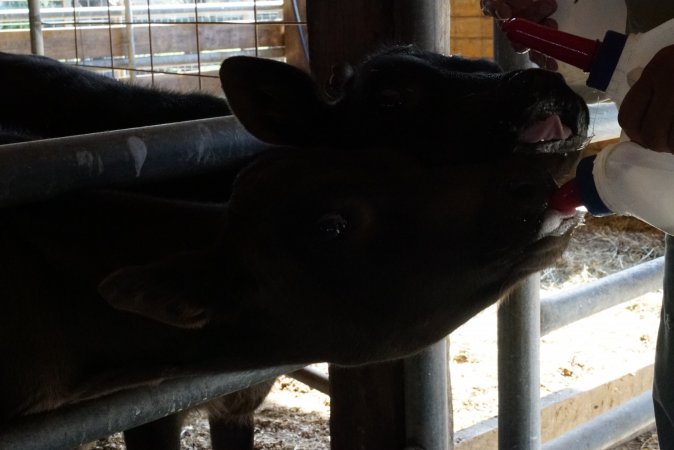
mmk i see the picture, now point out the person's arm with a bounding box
[618,45,674,153]
[480,0,559,70]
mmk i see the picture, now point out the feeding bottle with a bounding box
[500,17,674,106]
[501,17,674,234]
[550,142,674,235]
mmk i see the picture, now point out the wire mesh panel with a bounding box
[0,0,307,95]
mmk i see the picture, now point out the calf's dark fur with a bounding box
[0,48,588,448]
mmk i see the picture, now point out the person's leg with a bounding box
[654,235,674,449]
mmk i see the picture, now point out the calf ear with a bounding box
[219,56,329,146]
[98,252,223,329]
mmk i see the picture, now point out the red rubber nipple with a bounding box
[549,178,583,216]
[500,18,602,71]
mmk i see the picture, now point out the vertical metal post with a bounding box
[393,0,451,54]
[404,339,452,450]
[493,21,534,71]
[498,276,542,450]
[493,21,541,450]
[309,3,453,449]
[27,0,44,55]
[123,0,137,82]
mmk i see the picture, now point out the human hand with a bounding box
[480,0,559,70]
[618,45,674,153]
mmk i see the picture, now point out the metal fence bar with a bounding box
[26,0,44,55]
[542,391,655,450]
[493,21,541,450]
[289,367,330,395]
[498,275,542,450]
[0,2,284,26]
[0,365,303,450]
[0,116,274,207]
[404,339,451,450]
[541,256,665,336]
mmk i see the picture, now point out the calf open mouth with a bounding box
[518,111,589,239]
[516,112,590,155]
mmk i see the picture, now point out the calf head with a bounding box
[99,48,589,366]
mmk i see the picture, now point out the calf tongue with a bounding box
[519,114,572,143]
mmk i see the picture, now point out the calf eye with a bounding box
[315,213,348,241]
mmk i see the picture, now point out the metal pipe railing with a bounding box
[0,365,303,450]
[26,0,43,55]
[498,276,542,450]
[0,116,286,449]
[493,21,541,450]
[404,339,451,450]
[541,256,665,336]
[289,367,330,395]
[542,391,655,450]
[0,116,274,207]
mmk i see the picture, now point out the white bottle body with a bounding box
[592,141,674,234]
[606,17,674,106]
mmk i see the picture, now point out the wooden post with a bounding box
[307,2,452,449]
[329,361,407,450]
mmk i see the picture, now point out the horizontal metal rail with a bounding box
[533,257,664,449]
[541,256,665,336]
[0,365,303,450]
[404,339,451,450]
[289,367,331,395]
[0,116,274,207]
[542,391,655,450]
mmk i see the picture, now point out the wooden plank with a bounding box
[455,363,654,449]
[451,0,485,17]
[329,362,407,450]
[450,37,494,58]
[450,17,493,38]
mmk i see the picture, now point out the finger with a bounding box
[480,0,494,16]
[637,89,674,152]
[521,0,558,22]
[618,77,652,146]
[494,1,513,19]
[619,46,674,150]
[481,0,512,19]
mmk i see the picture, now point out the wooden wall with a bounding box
[450,0,494,59]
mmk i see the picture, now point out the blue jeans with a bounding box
[655,235,674,449]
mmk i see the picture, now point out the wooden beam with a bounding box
[329,362,407,450]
